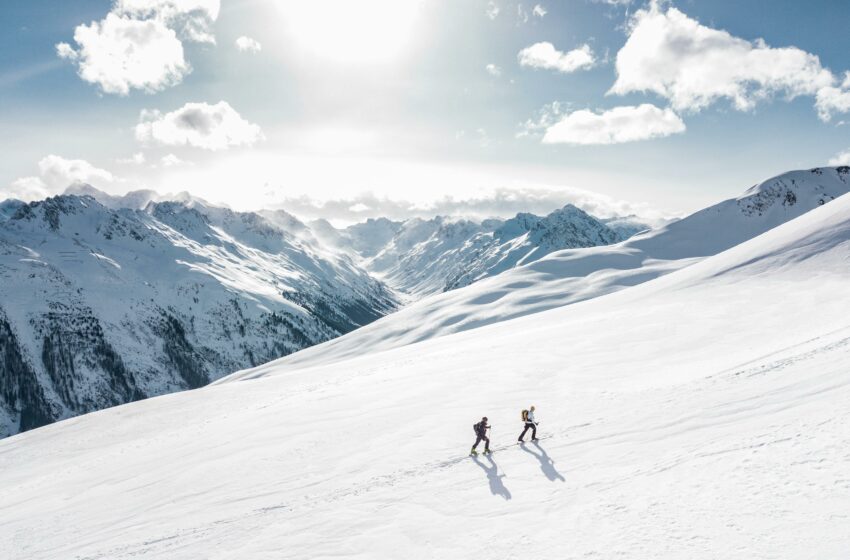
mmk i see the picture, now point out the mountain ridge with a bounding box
[226,166,850,374]
[0,193,399,437]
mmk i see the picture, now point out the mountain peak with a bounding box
[735,166,850,220]
[10,193,109,231]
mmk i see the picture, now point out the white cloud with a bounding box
[828,149,850,166]
[610,3,837,115]
[541,104,685,145]
[116,0,220,43]
[348,202,370,213]
[518,42,595,74]
[6,177,51,202]
[235,36,262,53]
[58,14,188,95]
[486,1,500,20]
[6,155,116,201]
[816,73,850,121]
[485,63,502,77]
[518,101,569,138]
[135,101,265,151]
[56,0,219,95]
[532,4,547,18]
[161,153,188,166]
[117,152,147,165]
[55,42,78,61]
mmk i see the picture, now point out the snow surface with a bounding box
[2,180,850,558]
[249,166,850,370]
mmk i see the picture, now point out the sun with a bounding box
[277,0,424,64]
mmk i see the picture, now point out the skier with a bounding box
[518,405,538,442]
[470,416,491,456]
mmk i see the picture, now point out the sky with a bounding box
[2,0,850,224]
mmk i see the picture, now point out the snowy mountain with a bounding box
[0,193,399,437]
[248,166,850,370]
[352,205,635,296]
[0,199,23,222]
[3,172,850,559]
[64,190,641,300]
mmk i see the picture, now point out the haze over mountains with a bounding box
[3,166,850,559]
[0,186,642,437]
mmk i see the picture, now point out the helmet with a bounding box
[482,416,488,421]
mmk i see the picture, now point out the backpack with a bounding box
[473,422,480,434]
[521,409,529,422]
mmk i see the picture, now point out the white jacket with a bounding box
[526,410,536,423]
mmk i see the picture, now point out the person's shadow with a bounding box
[521,441,565,482]
[471,454,512,500]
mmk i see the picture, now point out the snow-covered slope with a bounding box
[0,194,398,437]
[359,205,633,296]
[3,180,850,559]
[260,166,850,370]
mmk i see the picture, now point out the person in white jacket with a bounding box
[518,405,538,442]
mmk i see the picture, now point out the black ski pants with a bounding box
[472,433,490,451]
[518,422,537,441]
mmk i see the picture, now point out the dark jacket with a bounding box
[474,422,490,437]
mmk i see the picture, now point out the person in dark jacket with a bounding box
[471,416,491,455]
[518,405,538,442]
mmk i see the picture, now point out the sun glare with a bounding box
[278,0,424,64]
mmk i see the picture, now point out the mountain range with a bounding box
[0,188,640,436]
[328,204,641,296]
[232,166,850,372]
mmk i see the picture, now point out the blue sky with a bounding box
[2,0,850,223]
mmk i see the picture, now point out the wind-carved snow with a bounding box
[90,252,121,269]
[250,166,850,372]
[2,175,850,559]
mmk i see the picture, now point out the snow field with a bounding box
[2,192,850,558]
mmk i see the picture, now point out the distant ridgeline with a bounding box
[0,188,644,437]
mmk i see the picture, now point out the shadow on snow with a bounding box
[520,441,565,482]
[471,454,512,500]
